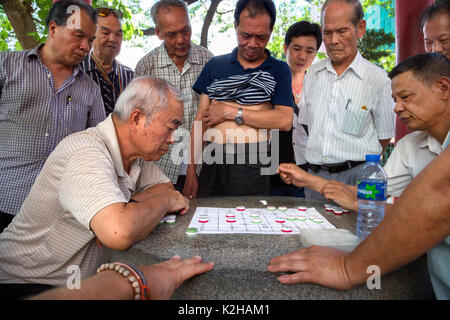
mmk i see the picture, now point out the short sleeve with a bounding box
[271,62,294,108]
[59,146,127,230]
[135,160,171,193]
[134,55,152,78]
[372,77,395,140]
[384,142,412,197]
[193,59,213,95]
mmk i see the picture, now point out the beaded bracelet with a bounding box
[97,262,151,300]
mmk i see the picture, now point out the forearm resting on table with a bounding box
[344,149,450,287]
[90,196,171,250]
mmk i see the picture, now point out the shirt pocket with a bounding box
[64,96,91,133]
[338,103,371,137]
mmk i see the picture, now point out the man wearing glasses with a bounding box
[80,7,134,116]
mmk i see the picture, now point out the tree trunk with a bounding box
[1,0,39,49]
[200,0,221,48]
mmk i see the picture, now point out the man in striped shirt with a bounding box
[294,0,395,199]
[80,7,134,116]
[0,0,106,232]
[0,77,188,299]
[134,0,213,190]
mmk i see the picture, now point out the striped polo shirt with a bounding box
[0,45,106,216]
[0,114,169,286]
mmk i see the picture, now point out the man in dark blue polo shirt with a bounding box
[183,0,294,198]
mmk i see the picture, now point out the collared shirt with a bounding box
[0,114,169,286]
[134,42,213,184]
[384,131,445,197]
[0,45,106,215]
[297,51,395,165]
[80,52,134,115]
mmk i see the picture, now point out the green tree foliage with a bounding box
[0,0,147,51]
[1,0,398,74]
[362,0,395,17]
[358,28,395,71]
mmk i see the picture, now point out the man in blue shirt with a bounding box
[183,0,294,198]
[0,0,106,232]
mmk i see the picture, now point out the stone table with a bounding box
[111,196,433,300]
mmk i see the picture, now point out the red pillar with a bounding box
[394,0,434,143]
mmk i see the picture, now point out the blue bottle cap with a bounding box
[366,154,380,162]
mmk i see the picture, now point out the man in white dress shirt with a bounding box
[295,0,395,199]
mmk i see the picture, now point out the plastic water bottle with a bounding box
[356,154,387,240]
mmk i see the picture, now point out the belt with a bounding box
[308,161,365,174]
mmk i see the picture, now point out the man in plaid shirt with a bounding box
[134,0,213,190]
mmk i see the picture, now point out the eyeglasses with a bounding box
[95,7,123,20]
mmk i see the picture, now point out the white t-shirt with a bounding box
[0,115,169,285]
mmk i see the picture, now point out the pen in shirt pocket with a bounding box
[66,95,72,106]
[345,98,352,109]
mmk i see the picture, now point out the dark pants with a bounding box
[0,211,14,233]
[198,142,270,197]
[174,175,186,193]
[270,184,305,198]
[0,283,55,300]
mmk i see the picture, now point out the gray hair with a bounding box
[150,0,189,28]
[113,76,184,125]
[321,0,365,27]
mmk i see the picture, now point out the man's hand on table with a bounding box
[267,245,354,290]
[166,189,190,214]
[320,180,358,212]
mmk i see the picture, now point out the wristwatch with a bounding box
[234,107,244,125]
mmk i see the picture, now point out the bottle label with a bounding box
[357,180,387,201]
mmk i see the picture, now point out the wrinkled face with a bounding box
[392,71,448,132]
[284,35,318,74]
[322,1,365,66]
[93,15,123,60]
[235,10,272,63]
[156,6,192,60]
[135,95,183,161]
[423,13,450,59]
[50,9,97,66]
